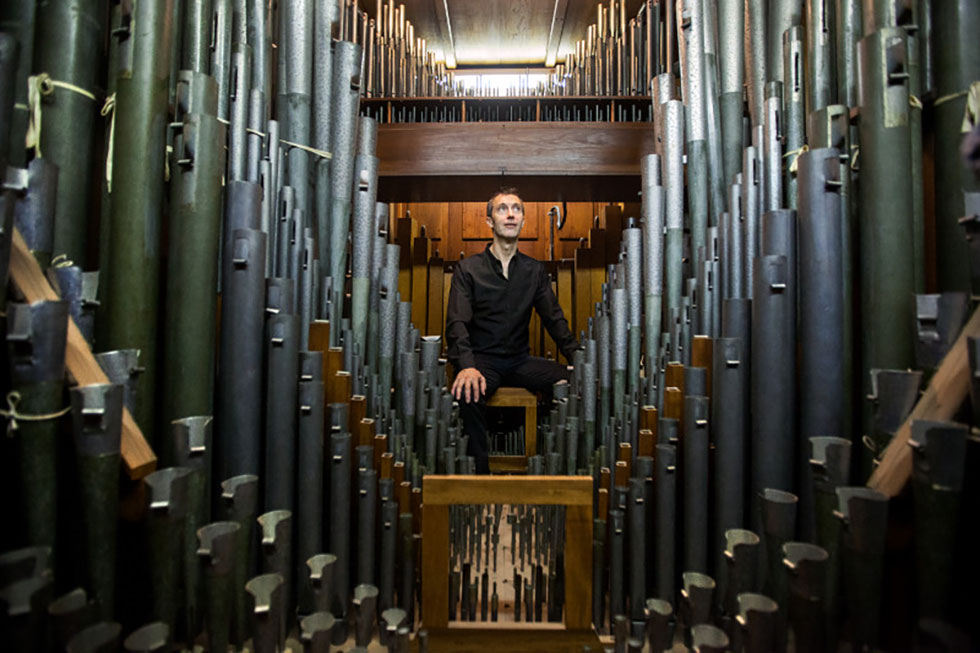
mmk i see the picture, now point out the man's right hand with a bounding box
[452,367,486,403]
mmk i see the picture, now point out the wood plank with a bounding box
[869,306,980,496]
[411,234,430,331]
[541,265,557,359]
[396,216,416,301]
[8,229,155,479]
[663,387,683,422]
[423,475,593,506]
[373,433,388,471]
[573,247,592,339]
[406,202,449,244]
[557,259,574,342]
[603,205,624,265]
[355,417,375,449]
[308,320,332,418]
[488,456,529,473]
[638,429,655,458]
[426,255,445,337]
[421,503,450,628]
[377,123,657,176]
[563,202,595,242]
[640,405,658,432]
[691,336,713,399]
[564,503,593,629]
[588,228,606,302]
[486,387,537,407]
[443,261,455,354]
[377,175,644,204]
[462,202,491,240]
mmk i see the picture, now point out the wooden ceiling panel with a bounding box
[388,0,647,68]
[450,1,551,65]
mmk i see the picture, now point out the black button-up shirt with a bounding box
[446,244,578,370]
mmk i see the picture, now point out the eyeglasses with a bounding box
[493,203,524,216]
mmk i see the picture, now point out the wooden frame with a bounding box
[486,387,538,472]
[421,475,593,632]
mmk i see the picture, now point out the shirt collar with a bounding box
[484,242,523,277]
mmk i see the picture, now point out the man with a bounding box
[446,187,579,473]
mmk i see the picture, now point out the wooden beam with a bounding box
[426,255,445,337]
[8,229,155,479]
[376,123,656,177]
[572,247,591,339]
[411,234,430,331]
[868,307,980,496]
[423,475,592,506]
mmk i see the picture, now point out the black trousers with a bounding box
[459,353,570,473]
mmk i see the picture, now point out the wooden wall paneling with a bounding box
[557,239,584,260]
[518,201,540,240]
[407,202,449,253]
[411,234,430,331]
[461,202,490,239]
[529,308,541,357]
[573,247,592,339]
[396,216,417,300]
[589,225,606,268]
[558,259,574,347]
[446,202,464,261]
[426,255,445,337]
[542,261,558,360]
[622,202,642,222]
[562,202,595,242]
[376,123,657,176]
[589,227,606,309]
[443,261,455,356]
[462,239,491,258]
[603,205,624,265]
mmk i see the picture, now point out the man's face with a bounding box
[486,193,525,240]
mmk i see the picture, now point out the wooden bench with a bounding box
[487,387,537,473]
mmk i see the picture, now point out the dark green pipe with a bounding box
[101,0,175,449]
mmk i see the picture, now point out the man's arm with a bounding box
[446,266,486,402]
[533,264,579,362]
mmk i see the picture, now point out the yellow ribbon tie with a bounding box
[25,73,98,159]
[0,391,72,438]
[101,93,117,193]
[783,144,809,175]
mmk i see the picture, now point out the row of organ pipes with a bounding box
[0,0,979,651]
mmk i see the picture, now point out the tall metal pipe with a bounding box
[329,432,352,639]
[744,0,767,128]
[857,26,915,435]
[782,27,805,209]
[751,256,795,504]
[69,382,123,620]
[654,443,677,603]
[663,100,686,324]
[264,311,300,513]
[102,0,175,446]
[163,73,224,431]
[32,0,106,265]
[805,0,834,118]
[216,229,267,480]
[683,395,710,574]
